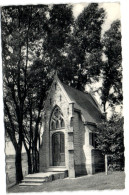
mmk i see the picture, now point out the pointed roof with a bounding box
[60,82,103,123]
[45,73,103,124]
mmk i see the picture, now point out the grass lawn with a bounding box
[8,171,125,192]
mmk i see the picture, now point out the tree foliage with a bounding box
[56,3,105,91]
[95,115,124,170]
[69,3,105,89]
[101,20,122,112]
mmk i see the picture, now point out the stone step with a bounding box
[25,172,51,179]
[19,170,68,187]
[46,167,68,172]
[19,182,43,186]
[21,178,46,183]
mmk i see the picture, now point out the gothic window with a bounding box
[51,121,55,130]
[60,118,65,128]
[56,120,59,129]
[50,106,65,130]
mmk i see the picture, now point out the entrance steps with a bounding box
[46,166,68,172]
[19,167,68,186]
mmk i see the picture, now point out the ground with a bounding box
[8,171,125,192]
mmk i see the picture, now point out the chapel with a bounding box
[39,74,105,178]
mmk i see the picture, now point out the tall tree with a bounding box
[65,3,105,90]
[101,20,122,112]
[23,58,53,173]
[42,3,105,91]
[2,5,49,182]
[42,4,76,85]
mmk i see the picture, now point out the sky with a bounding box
[72,2,121,35]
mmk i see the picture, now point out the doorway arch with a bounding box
[52,132,65,166]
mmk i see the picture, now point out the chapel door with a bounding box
[52,132,65,166]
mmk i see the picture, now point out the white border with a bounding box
[0,0,129,195]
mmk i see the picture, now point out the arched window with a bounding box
[60,118,65,128]
[56,120,59,129]
[50,106,65,130]
[51,121,55,130]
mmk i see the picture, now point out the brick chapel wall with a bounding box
[39,81,72,171]
[80,125,97,175]
[73,111,87,176]
[91,150,105,173]
[73,111,97,176]
[83,125,105,174]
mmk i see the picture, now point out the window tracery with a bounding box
[50,106,65,130]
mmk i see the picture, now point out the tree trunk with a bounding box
[37,150,39,172]
[33,117,40,173]
[15,147,23,183]
[23,138,33,174]
[32,147,37,173]
[35,149,39,172]
[27,150,32,174]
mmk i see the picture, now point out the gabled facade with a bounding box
[39,75,104,178]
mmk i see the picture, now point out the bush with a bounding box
[95,115,124,171]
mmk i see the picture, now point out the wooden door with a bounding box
[52,132,65,166]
